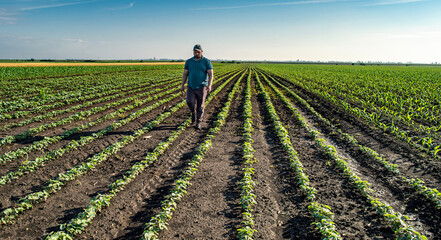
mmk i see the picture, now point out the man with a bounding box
[181,44,214,130]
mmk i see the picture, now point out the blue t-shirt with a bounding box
[184,56,213,89]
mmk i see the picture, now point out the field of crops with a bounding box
[0,63,440,239]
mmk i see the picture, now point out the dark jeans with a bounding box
[186,86,208,123]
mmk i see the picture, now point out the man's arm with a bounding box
[207,69,213,93]
[181,69,189,94]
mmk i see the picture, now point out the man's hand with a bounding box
[181,69,189,96]
[207,85,212,93]
[207,69,213,94]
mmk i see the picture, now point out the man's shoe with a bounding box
[191,114,196,124]
[195,122,201,130]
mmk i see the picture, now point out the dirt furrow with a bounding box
[81,127,204,240]
[0,73,236,208]
[251,78,316,240]
[0,97,176,166]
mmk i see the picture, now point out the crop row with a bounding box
[0,78,129,114]
[0,73,176,120]
[0,64,231,111]
[289,65,440,126]
[237,69,257,240]
[254,71,342,239]
[46,116,194,240]
[0,80,178,166]
[0,96,184,225]
[258,70,427,240]
[0,64,235,107]
[320,87,441,159]
[0,90,181,186]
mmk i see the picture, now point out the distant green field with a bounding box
[0,64,185,81]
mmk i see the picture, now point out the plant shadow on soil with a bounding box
[62,125,175,142]
[263,74,398,239]
[221,156,243,239]
[405,194,441,237]
[266,129,316,240]
[116,184,176,240]
[14,135,44,145]
[44,207,84,233]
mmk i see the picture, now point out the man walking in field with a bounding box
[181,44,214,130]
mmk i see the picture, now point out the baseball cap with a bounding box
[193,44,202,51]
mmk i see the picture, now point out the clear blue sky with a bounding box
[1,0,440,63]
